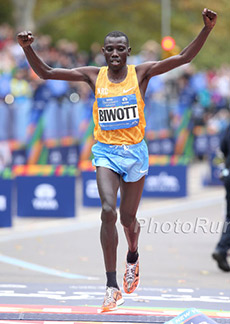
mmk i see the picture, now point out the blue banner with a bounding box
[12,148,27,165]
[194,134,221,157]
[165,308,217,324]
[208,134,221,154]
[16,176,76,217]
[47,145,79,165]
[148,138,175,155]
[62,145,80,165]
[82,171,120,207]
[142,165,187,197]
[47,147,64,165]
[0,179,12,227]
[193,135,208,156]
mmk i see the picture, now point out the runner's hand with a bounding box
[17,31,34,48]
[202,8,217,30]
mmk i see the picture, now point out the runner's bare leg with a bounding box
[119,176,145,252]
[96,166,120,272]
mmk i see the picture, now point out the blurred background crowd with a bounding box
[1,23,230,169]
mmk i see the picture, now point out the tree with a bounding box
[1,0,229,68]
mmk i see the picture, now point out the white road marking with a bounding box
[0,254,98,280]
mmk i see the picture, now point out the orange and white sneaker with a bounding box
[123,258,139,294]
[101,286,124,312]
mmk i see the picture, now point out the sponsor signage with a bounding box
[16,176,76,217]
[194,134,221,157]
[48,147,63,165]
[82,166,187,204]
[63,145,79,166]
[208,134,220,154]
[148,138,175,155]
[47,145,79,165]
[12,148,27,165]
[194,135,208,156]
[0,179,12,227]
[82,171,120,207]
[143,165,187,197]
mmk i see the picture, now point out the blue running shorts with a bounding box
[92,139,149,182]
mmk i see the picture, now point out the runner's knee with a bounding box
[101,204,117,224]
[120,211,136,228]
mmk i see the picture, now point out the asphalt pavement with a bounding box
[0,161,230,319]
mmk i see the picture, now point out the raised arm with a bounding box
[17,31,99,91]
[136,8,217,96]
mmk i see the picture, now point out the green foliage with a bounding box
[171,0,230,68]
[0,0,13,25]
[4,0,230,69]
[35,0,162,53]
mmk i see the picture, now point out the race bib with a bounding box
[97,94,139,131]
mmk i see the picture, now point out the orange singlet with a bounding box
[93,65,145,145]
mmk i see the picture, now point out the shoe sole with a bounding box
[117,297,124,306]
[101,297,124,312]
[212,253,230,272]
[123,278,140,294]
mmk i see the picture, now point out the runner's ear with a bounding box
[128,47,131,56]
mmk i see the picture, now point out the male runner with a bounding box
[17,7,217,312]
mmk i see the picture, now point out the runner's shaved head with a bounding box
[104,31,129,47]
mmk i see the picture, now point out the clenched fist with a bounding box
[202,8,217,30]
[17,31,34,48]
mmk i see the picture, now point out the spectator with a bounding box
[212,124,230,271]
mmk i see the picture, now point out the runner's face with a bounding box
[102,36,131,70]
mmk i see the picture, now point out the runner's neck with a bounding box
[107,65,128,84]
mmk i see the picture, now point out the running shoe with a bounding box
[101,286,124,312]
[212,250,230,272]
[123,258,139,294]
